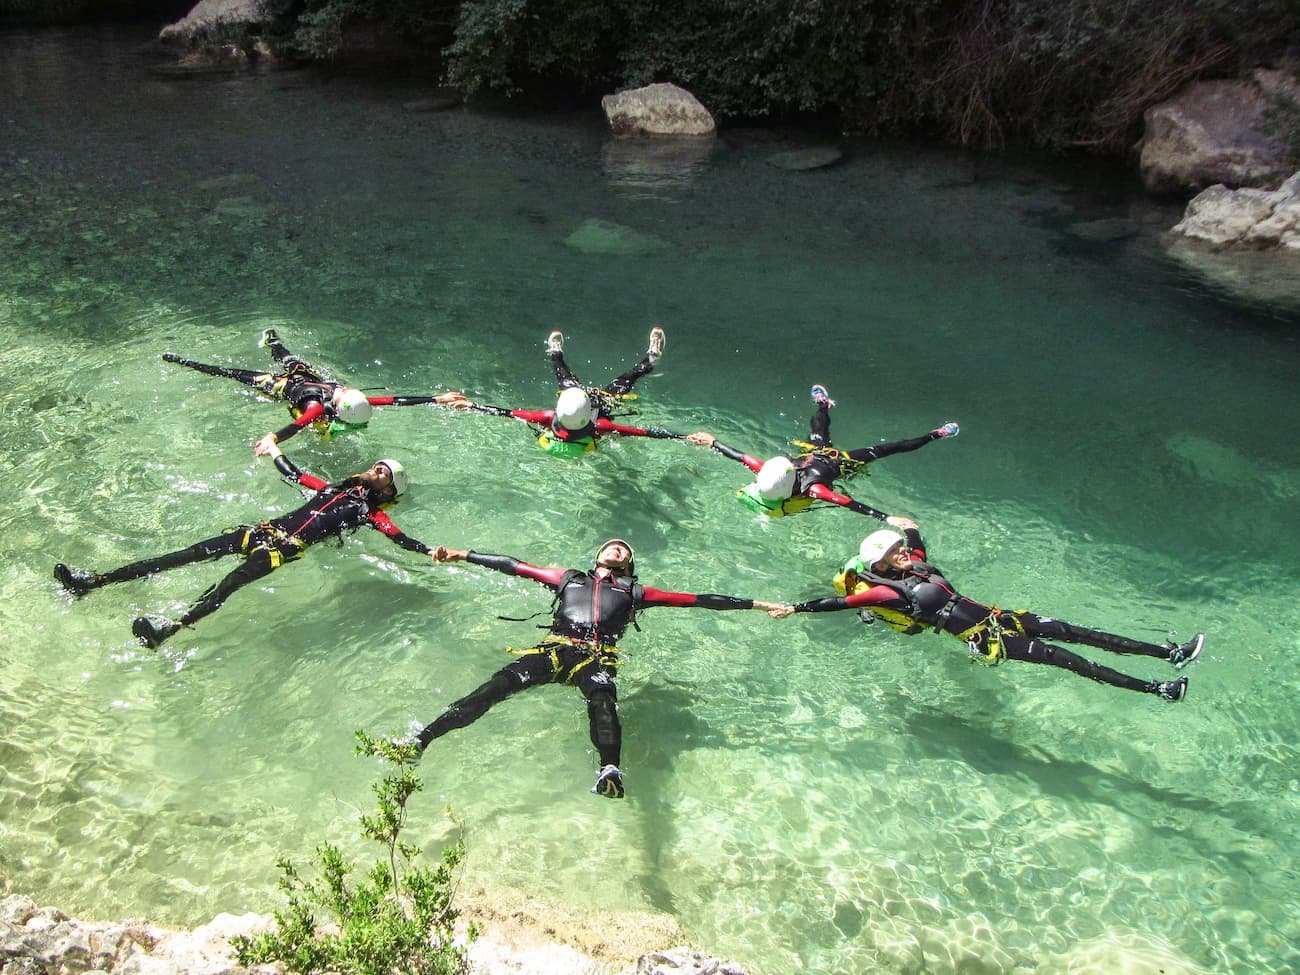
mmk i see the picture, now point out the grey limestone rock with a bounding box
[1139,69,1298,195]
[602,84,716,138]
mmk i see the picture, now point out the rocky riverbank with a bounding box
[0,893,747,975]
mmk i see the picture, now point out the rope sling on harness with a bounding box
[956,609,1028,667]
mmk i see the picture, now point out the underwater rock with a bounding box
[1067,217,1140,242]
[765,146,844,171]
[564,218,668,256]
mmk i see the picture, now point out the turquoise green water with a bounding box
[3,25,1299,975]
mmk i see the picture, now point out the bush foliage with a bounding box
[235,0,1300,151]
[233,731,472,975]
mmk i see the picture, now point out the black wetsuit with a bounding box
[795,528,1179,697]
[417,553,754,768]
[63,455,429,642]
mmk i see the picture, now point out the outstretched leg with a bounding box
[416,653,554,751]
[1014,612,1175,660]
[178,546,279,628]
[547,331,584,389]
[162,355,265,389]
[604,327,664,396]
[59,529,245,592]
[999,633,1186,700]
[259,328,316,376]
[846,424,957,464]
[808,394,833,446]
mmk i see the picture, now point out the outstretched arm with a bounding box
[804,483,912,526]
[367,509,434,556]
[794,584,900,614]
[433,546,570,589]
[637,586,792,613]
[685,432,764,473]
[595,418,682,440]
[806,482,891,521]
[369,392,472,408]
[266,442,328,491]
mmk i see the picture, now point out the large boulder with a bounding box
[1139,69,1298,195]
[159,0,265,46]
[602,83,716,138]
[1165,172,1300,308]
[1171,171,1300,247]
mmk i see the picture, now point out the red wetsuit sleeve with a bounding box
[596,418,651,437]
[367,510,432,554]
[903,528,927,562]
[711,441,763,472]
[465,552,569,589]
[271,454,329,491]
[795,584,900,613]
[293,400,326,428]
[807,482,888,521]
[639,586,754,610]
[511,409,553,424]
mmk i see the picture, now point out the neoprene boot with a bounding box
[54,563,102,595]
[1165,633,1205,669]
[132,615,182,649]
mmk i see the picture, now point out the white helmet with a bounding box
[859,529,904,567]
[376,458,408,498]
[755,456,796,501]
[555,387,594,430]
[334,388,373,425]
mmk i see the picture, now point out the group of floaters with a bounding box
[54,325,1203,799]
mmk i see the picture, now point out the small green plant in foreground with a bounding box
[234,731,474,975]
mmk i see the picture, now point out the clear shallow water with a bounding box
[2,24,1299,975]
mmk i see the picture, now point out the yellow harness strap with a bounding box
[240,523,307,569]
[508,636,621,677]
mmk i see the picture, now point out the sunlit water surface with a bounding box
[2,25,1298,975]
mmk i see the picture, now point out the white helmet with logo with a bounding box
[555,387,594,431]
[334,388,373,425]
[859,529,904,568]
[376,458,408,498]
[755,456,796,501]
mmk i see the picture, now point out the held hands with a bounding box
[432,546,469,563]
[254,434,282,459]
[435,391,472,409]
[886,515,918,530]
[685,431,716,447]
[753,599,795,618]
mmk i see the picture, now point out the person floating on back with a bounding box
[453,330,680,459]
[414,538,790,798]
[687,384,957,523]
[54,444,434,648]
[774,521,1203,702]
[162,328,467,454]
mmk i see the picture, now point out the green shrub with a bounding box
[233,731,473,975]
